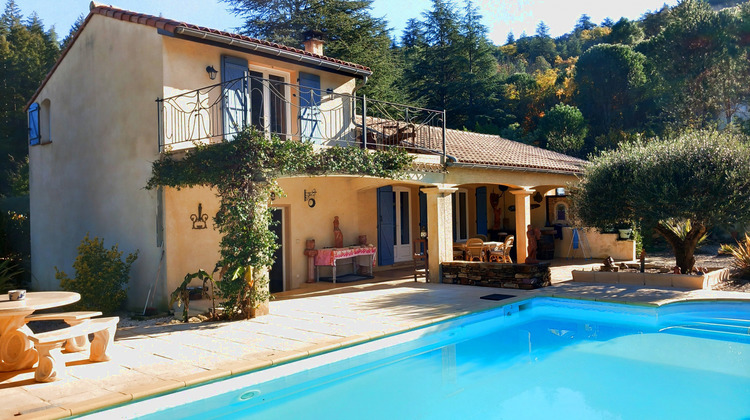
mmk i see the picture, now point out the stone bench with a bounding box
[28,316,119,382]
[25,311,102,352]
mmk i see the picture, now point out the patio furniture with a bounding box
[314,246,376,283]
[453,243,465,260]
[0,291,80,372]
[465,238,485,262]
[412,239,428,282]
[472,234,488,241]
[29,316,119,382]
[25,311,102,352]
[489,235,515,263]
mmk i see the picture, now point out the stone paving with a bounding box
[3,261,749,419]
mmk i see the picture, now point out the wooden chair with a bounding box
[465,238,485,262]
[413,239,428,282]
[489,235,514,263]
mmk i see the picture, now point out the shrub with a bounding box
[55,234,138,314]
[730,234,750,278]
[0,259,23,294]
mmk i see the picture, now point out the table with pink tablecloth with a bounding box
[314,246,376,283]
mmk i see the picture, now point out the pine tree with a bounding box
[222,0,404,102]
[450,0,498,129]
[61,14,85,50]
[0,1,60,196]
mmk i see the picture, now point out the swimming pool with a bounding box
[82,297,750,419]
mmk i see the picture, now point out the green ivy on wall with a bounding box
[147,128,414,318]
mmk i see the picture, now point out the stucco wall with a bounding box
[162,177,429,293]
[29,15,164,309]
[160,36,356,149]
[554,227,635,260]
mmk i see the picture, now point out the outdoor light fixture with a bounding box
[206,65,218,80]
[420,225,428,238]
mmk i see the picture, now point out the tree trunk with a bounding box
[654,222,707,274]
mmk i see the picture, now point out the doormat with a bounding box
[318,274,375,283]
[479,294,516,301]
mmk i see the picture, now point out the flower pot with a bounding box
[618,229,632,240]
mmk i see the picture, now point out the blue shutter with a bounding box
[476,187,487,236]
[28,103,40,145]
[222,56,248,139]
[419,191,427,231]
[377,186,395,266]
[298,72,321,143]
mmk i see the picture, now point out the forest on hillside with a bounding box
[2,0,750,200]
[225,0,750,157]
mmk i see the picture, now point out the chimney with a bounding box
[302,30,325,56]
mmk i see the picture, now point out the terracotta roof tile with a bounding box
[443,129,585,174]
[358,116,585,174]
[88,3,370,72]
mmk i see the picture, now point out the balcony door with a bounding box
[249,67,290,139]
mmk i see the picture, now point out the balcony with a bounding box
[156,75,446,160]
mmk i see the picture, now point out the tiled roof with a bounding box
[444,128,586,174]
[88,3,370,73]
[358,116,586,174]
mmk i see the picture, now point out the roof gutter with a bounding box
[174,27,372,79]
[448,161,583,176]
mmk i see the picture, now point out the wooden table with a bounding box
[314,246,377,283]
[0,291,80,371]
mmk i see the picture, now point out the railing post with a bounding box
[362,94,368,149]
[442,110,447,164]
[156,98,163,153]
[242,72,248,131]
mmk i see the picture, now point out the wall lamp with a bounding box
[206,65,218,80]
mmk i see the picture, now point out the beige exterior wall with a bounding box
[555,227,635,260]
[160,36,357,150]
[29,15,164,309]
[30,11,600,311]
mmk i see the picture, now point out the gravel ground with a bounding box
[643,243,749,293]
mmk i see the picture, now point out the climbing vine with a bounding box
[147,128,413,318]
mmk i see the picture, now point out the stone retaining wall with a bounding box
[442,262,551,289]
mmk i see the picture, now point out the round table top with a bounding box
[0,291,80,314]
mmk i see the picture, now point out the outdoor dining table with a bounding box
[453,241,505,260]
[0,291,80,371]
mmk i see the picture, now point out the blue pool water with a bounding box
[85,298,750,419]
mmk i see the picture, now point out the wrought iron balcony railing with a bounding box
[156,75,446,160]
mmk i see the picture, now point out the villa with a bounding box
[26,3,630,311]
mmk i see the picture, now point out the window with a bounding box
[452,189,469,242]
[40,99,51,143]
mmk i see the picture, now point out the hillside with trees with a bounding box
[225,0,750,157]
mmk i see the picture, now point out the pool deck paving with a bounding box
[4,261,749,419]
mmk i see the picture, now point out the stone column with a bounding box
[511,189,534,264]
[422,185,457,283]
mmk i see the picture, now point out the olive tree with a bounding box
[570,130,750,273]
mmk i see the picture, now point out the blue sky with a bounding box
[19,0,678,45]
